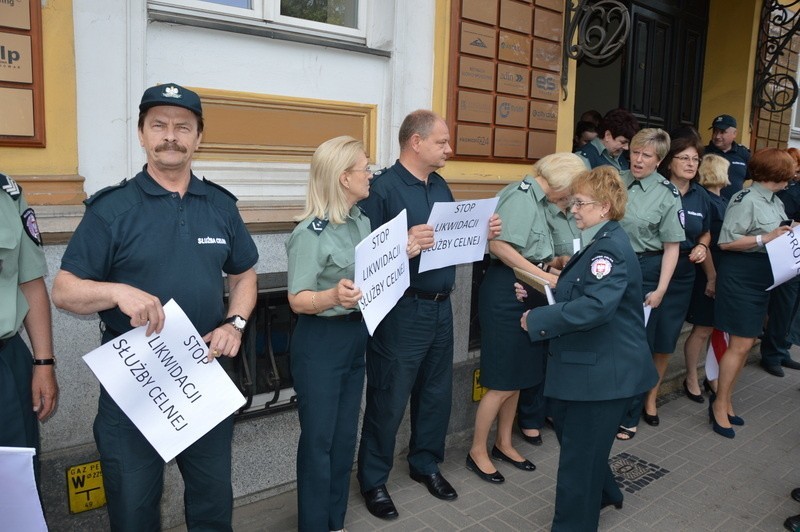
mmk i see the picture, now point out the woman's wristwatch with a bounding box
[223,315,247,333]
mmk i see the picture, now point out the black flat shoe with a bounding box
[491,446,536,471]
[762,363,785,377]
[792,488,800,503]
[683,379,705,403]
[362,485,399,520]
[519,427,543,446]
[784,514,800,532]
[642,408,660,426]
[409,470,458,500]
[465,454,505,484]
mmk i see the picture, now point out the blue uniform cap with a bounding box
[139,83,202,117]
[709,114,736,130]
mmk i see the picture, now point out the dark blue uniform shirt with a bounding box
[705,189,727,248]
[358,160,455,293]
[778,181,800,221]
[679,181,711,251]
[705,142,751,201]
[61,167,259,336]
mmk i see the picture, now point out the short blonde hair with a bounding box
[298,136,365,225]
[630,128,671,160]
[697,154,730,188]
[531,152,586,192]
[571,166,627,221]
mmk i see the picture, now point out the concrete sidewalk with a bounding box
[172,357,800,532]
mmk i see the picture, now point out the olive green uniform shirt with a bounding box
[490,176,554,263]
[286,206,371,317]
[545,201,580,257]
[619,170,686,253]
[719,183,786,253]
[0,178,47,339]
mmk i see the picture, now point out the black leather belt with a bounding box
[322,312,364,322]
[404,287,451,302]
[636,250,663,258]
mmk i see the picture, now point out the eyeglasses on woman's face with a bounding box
[568,199,598,210]
[674,155,701,165]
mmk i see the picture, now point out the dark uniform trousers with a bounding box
[549,396,628,532]
[357,295,453,490]
[761,276,800,367]
[291,314,367,532]
[0,334,40,478]
[517,368,547,430]
[95,330,233,532]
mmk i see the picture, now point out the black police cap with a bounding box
[139,83,202,117]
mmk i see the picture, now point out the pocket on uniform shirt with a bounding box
[330,248,355,273]
[560,351,598,365]
[634,210,661,236]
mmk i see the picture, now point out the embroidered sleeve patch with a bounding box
[590,255,613,279]
[22,208,43,246]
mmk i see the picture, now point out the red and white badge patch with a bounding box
[590,255,612,279]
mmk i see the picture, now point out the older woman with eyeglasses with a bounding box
[520,166,657,531]
[615,128,685,440]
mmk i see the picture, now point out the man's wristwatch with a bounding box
[223,315,247,333]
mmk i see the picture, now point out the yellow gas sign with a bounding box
[67,460,106,514]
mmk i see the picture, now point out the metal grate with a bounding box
[609,452,670,494]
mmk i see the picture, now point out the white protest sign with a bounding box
[83,300,246,462]
[766,228,800,289]
[355,210,410,335]
[418,197,499,273]
[0,447,46,532]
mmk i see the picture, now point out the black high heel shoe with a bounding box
[683,379,705,403]
[708,395,735,439]
[466,453,505,484]
[702,378,715,394]
[642,408,660,426]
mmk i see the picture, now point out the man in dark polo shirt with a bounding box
[705,114,751,200]
[52,83,258,531]
[356,110,500,520]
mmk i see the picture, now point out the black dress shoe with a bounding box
[642,408,660,426]
[362,485,399,520]
[409,470,458,500]
[702,378,715,394]
[762,363,785,377]
[465,453,505,484]
[683,379,705,403]
[791,487,800,503]
[600,498,623,510]
[491,446,536,471]
[785,514,800,532]
[782,359,800,370]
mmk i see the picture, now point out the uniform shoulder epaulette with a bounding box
[307,217,329,235]
[518,179,532,192]
[84,179,129,205]
[368,167,390,184]
[661,179,680,197]
[733,188,751,203]
[203,177,239,202]
[0,172,21,201]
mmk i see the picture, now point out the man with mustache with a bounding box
[52,83,258,531]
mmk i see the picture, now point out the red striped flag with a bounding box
[704,328,729,380]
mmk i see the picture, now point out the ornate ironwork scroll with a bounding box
[751,0,800,119]
[561,0,630,100]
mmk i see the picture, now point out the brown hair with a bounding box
[749,147,794,183]
[571,166,627,220]
[659,136,705,179]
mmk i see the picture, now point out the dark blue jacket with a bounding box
[525,220,658,401]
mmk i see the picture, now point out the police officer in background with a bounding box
[0,172,59,481]
[356,110,501,520]
[705,114,751,201]
[52,83,258,531]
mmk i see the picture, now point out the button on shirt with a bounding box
[678,181,711,251]
[0,184,47,339]
[619,170,686,252]
[358,161,455,293]
[719,182,786,253]
[545,201,579,257]
[60,168,259,335]
[286,207,371,317]
[489,177,554,263]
